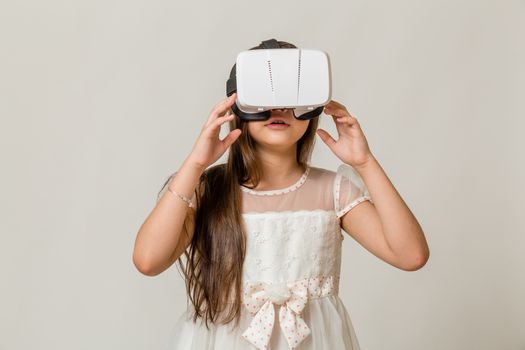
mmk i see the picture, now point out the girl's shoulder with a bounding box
[308,163,363,182]
[302,165,335,190]
[306,163,371,206]
[306,163,354,184]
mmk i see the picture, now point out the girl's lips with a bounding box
[266,123,290,129]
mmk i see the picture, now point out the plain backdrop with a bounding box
[1,0,524,349]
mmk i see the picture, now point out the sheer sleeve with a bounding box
[156,171,198,209]
[333,163,373,219]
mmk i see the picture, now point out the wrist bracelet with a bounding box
[167,187,195,208]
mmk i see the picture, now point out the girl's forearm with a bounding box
[353,155,430,266]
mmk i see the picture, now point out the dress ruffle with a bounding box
[164,295,361,350]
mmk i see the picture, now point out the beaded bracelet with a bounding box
[167,187,195,208]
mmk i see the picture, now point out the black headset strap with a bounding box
[260,38,280,49]
[226,65,236,96]
[226,38,280,96]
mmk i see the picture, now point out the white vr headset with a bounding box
[226,38,332,121]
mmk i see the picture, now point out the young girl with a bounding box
[133,41,429,350]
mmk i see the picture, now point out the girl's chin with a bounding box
[253,137,299,148]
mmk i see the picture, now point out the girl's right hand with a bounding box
[186,93,242,170]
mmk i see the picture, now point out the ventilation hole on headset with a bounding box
[267,60,274,92]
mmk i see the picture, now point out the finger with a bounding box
[221,128,242,148]
[204,94,235,127]
[324,106,349,118]
[316,129,337,149]
[206,93,237,125]
[212,93,236,113]
[323,100,334,109]
[213,113,236,130]
[323,108,347,135]
[327,99,348,110]
[214,113,236,127]
[324,100,345,111]
[335,115,359,127]
[202,113,235,136]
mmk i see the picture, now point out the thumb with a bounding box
[316,129,336,149]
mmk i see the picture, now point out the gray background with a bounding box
[1,0,524,349]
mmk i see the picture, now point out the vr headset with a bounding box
[226,38,332,121]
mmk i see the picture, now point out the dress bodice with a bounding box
[242,210,342,285]
[239,164,372,287]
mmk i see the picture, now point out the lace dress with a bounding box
[158,163,373,350]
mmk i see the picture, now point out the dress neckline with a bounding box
[240,166,310,196]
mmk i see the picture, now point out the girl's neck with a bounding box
[246,147,306,190]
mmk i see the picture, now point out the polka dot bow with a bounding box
[241,280,310,350]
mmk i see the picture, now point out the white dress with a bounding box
[159,163,373,350]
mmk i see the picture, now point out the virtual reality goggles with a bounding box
[226,39,332,121]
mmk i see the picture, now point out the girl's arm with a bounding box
[342,155,430,271]
[317,100,429,271]
[133,93,241,276]
[132,157,203,276]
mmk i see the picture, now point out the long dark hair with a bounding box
[166,40,320,329]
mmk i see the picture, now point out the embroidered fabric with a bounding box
[162,163,371,350]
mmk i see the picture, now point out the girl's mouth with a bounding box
[266,123,289,129]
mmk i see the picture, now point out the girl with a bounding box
[133,41,430,350]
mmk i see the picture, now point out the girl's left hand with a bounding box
[316,100,374,169]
